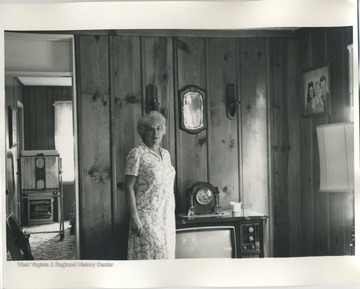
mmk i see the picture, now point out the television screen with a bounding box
[175,226,236,259]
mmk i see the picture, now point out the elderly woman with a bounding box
[124,111,176,260]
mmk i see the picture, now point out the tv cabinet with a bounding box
[176,211,267,258]
[19,150,65,239]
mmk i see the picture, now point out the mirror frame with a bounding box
[179,85,207,134]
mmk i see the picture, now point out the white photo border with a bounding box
[0,1,359,289]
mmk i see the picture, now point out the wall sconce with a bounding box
[316,122,354,192]
[226,82,240,120]
[146,82,160,113]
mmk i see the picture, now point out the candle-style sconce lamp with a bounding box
[226,82,240,120]
[146,82,160,113]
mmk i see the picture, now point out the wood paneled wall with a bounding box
[75,27,353,259]
[269,37,301,257]
[23,86,72,150]
[207,38,239,209]
[76,36,113,259]
[175,37,208,212]
[240,38,269,215]
[269,27,353,257]
[76,34,273,259]
[296,27,353,256]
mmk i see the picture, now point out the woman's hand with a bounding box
[125,175,143,237]
[130,216,143,236]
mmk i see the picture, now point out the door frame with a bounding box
[4,32,80,259]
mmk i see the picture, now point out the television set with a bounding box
[20,150,61,192]
[175,226,237,259]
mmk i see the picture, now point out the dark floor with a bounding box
[7,221,76,261]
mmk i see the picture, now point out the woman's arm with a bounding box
[124,175,143,236]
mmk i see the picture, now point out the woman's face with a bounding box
[143,123,165,147]
[309,86,315,98]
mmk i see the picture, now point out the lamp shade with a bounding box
[316,122,354,192]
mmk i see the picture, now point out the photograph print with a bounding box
[1,2,358,289]
[303,64,331,117]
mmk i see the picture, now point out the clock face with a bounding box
[187,182,221,215]
[196,188,214,205]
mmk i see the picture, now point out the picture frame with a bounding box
[179,85,207,134]
[8,106,18,148]
[302,64,331,118]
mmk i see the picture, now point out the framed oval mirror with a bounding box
[179,85,207,134]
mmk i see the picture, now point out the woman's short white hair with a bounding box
[137,111,166,139]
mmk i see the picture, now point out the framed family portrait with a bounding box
[302,64,331,118]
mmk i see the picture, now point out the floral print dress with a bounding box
[125,142,176,260]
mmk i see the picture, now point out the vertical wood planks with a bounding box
[329,192,345,255]
[343,191,354,255]
[310,28,329,256]
[297,26,353,257]
[22,86,30,150]
[175,37,208,213]
[36,87,50,149]
[74,29,354,259]
[110,35,142,259]
[26,87,37,150]
[327,27,353,255]
[286,37,302,257]
[269,38,289,257]
[141,37,175,165]
[343,27,354,256]
[207,38,239,210]
[22,86,72,151]
[239,38,268,216]
[298,29,314,256]
[76,35,113,259]
[48,87,56,150]
[328,27,347,123]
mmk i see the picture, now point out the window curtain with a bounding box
[54,101,74,182]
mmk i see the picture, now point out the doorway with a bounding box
[5,32,79,260]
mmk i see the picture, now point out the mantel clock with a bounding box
[187,182,222,216]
